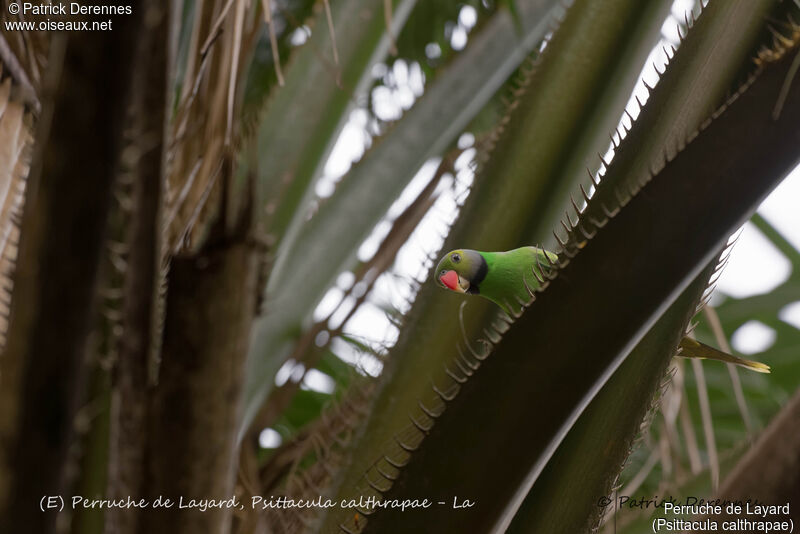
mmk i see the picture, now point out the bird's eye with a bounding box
[452,253,461,263]
[440,270,446,276]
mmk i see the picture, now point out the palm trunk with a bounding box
[0,14,140,532]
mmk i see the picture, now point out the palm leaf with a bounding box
[356,38,800,533]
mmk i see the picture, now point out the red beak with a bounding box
[440,270,459,291]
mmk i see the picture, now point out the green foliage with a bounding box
[351,29,800,531]
[616,214,800,522]
[242,0,564,436]
[394,0,490,76]
[5,1,799,533]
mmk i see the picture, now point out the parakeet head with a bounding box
[434,249,487,295]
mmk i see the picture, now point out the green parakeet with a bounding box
[434,246,770,373]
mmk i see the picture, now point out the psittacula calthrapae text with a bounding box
[434,246,769,373]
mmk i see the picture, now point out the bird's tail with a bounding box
[678,338,770,373]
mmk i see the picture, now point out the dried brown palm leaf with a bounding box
[261,0,285,85]
[163,0,263,257]
[0,18,47,94]
[0,69,33,348]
